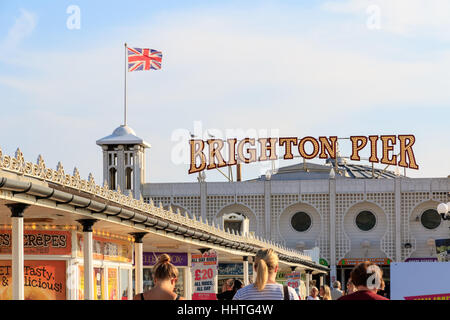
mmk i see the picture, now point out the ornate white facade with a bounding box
[142,178,449,265]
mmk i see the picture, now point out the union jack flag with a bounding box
[127,47,162,72]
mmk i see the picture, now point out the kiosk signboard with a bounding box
[191,250,218,300]
[338,258,391,266]
[143,252,188,267]
[0,230,71,255]
[435,239,450,262]
[108,268,118,300]
[77,233,132,263]
[218,263,253,276]
[0,260,66,300]
[285,272,301,296]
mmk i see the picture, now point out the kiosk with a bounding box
[0,225,134,300]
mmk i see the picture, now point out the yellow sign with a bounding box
[78,265,84,300]
[108,268,118,300]
[77,233,132,263]
[189,135,419,174]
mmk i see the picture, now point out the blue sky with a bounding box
[1,0,449,183]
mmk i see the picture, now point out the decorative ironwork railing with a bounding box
[0,147,312,262]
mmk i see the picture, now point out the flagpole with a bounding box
[124,42,128,126]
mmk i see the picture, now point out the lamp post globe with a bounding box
[437,203,448,215]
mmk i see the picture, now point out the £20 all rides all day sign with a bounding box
[191,250,218,300]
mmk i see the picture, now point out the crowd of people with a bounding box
[134,249,389,300]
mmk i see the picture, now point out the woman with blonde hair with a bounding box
[319,285,332,300]
[133,254,185,300]
[233,248,299,300]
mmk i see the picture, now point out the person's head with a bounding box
[346,279,357,294]
[310,286,318,297]
[333,281,341,290]
[221,282,227,292]
[350,261,384,292]
[224,279,234,291]
[320,285,331,300]
[254,248,279,291]
[153,254,179,289]
[233,279,243,292]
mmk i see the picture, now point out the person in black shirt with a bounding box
[217,279,244,300]
[217,279,235,300]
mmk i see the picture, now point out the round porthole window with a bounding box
[291,212,312,232]
[355,211,376,231]
[420,209,441,230]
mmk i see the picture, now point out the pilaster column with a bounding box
[6,203,29,300]
[264,180,271,238]
[200,182,207,222]
[186,251,193,300]
[243,256,249,286]
[130,232,147,295]
[133,145,143,199]
[395,178,402,261]
[101,145,109,186]
[305,270,311,297]
[250,256,256,284]
[77,219,98,300]
[329,177,337,286]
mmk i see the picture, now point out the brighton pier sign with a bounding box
[188,135,419,174]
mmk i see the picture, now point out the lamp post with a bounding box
[437,202,450,223]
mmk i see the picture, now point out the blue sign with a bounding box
[218,263,253,275]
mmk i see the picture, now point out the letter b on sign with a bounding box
[66,5,81,30]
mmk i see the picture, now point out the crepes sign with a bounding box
[0,230,71,255]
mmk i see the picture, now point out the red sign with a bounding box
[191,250,218,300]
[0,230,71,255]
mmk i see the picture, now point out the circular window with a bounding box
[291,212,312,232]
[355,211,376,231]
[421,209,441,230]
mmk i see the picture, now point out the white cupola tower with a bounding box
[96,125,150,199]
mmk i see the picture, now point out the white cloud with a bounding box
[1,9,37,50]
[322,0,450,38]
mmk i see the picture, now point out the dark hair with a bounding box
[153,254,179,280]
[350,261,384,289]
[233,279,243,291]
